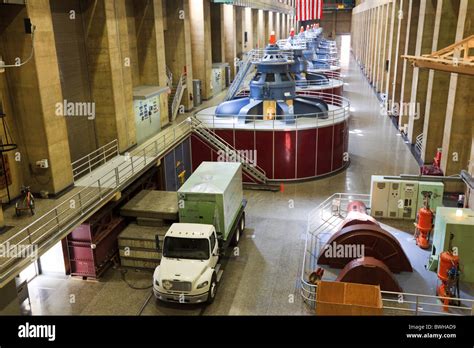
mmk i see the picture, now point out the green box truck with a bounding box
[153,162,246,304]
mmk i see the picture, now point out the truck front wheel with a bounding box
[207,274,218,304]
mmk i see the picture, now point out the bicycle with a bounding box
[15,185,35,216]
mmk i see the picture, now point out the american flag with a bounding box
[296,0,323,22]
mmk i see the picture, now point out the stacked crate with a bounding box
[118,224,168,270]
[119,190,179,270]
[67,206,127,279]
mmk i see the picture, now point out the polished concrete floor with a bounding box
[22,37,434,316]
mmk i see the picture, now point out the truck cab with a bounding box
[153,223,220,304]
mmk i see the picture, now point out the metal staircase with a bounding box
[224,52,254,101]
[168,73,187,122]
[189,117,268,184]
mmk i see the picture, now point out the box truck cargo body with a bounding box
[177,162,243,241]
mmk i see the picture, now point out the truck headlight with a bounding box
[196,281,209,289]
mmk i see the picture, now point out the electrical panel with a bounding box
[133,86,167,145]
[370,176,436,220]
[387,182,401,218]
[417,182,444,212]
[370,176,389,218]
[399,182,418,220]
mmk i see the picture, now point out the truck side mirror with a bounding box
[155,235,160,251]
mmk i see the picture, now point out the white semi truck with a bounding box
[153,162,246,304]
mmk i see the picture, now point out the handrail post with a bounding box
[115,167,120,187]
[130,155,134,175]
[98,179,102,199]
[78,192,83,214]
[88,154,92,174]
[27,227,32,245]
[143,148,147,166]
[415,296,419,315]
[55,209,60,233]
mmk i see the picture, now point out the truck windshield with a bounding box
[163,237,210,260]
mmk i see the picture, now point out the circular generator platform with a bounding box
[192,93,350,182]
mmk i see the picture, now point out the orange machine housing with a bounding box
[415,207,434,249]
[438,251,459,282]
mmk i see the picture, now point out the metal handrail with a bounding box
[166,66,173,88]
[225,52,254,101]
[170,73,187,121]
[197,92,351,130]
[300,192,474,316]
[415,133,423,154]
[0,119,193,288]
[71,139,119,181]
[189,117,268,183]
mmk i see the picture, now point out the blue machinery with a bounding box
[216,32,331,125]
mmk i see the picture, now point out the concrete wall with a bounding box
[352,0,474,193]
[0,1,296,198]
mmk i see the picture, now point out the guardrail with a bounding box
[0,119,193,288]
[415,133,423,154]
[300,192,474,316]
[170,73,187,122]
[71,139,119,182]
[197,92,350,131]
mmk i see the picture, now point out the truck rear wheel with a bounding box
[240,212,245,232]
[207,274,217,304]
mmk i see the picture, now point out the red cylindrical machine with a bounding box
[437,251,460,311]
[342,201,379,229]
[346,200,367,214]
[438,251,460,282]
[415,206,434,249]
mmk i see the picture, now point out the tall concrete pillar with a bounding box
[399,0,420,130]
[268,11,274,36]
[223,4,237,78]
[275,12,281,39]
[164,0,194,110]
[263,11,269,45]
[244,7,254,51]
[421,0,460,162]
[0,0,73,194]
[391,0,410,110]
[377,4,390,93]
[252,9,259,49]
[211,3,225,62]
[384,1,396,97]
[440,0,473,182]
[129,0,168,129]
[406,0,437,144]
[372,6,382,85]
[189,0,213,100]
[81,0,136,152]
[235,6,244,58]
[132,0,168,88]
[257,9,265,48]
